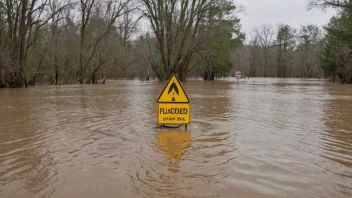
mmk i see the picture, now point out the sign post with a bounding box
[157,74,190,128]
[235,71,241,84]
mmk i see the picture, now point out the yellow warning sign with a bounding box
[157,75,189,103]
[157,74,190,125]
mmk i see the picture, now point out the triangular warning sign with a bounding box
[157,74,189,103]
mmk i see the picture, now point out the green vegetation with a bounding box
[320,0,352,83]
[141,0,244,81]
[232,24,323,79]
[0,0,146,87]
[0,0,244,87]
[0,0,351,88]
[232,0,352,84]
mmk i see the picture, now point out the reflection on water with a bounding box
[320,89,352,196]
[323,99,352,168]
[157,130,192,168]
[0,78,351,198]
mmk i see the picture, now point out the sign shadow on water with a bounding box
[156,130,192,171]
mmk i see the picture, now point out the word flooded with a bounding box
[158,103,190,125]
[159,108,188,115]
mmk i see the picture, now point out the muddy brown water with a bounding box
[0,78,351,198]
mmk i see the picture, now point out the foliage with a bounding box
[1,0,352,87]
[321,0,352,83]
[141,0,244,81]
[0,0,146,87]
[231,24,325,78]
[275,24,296,77]
[297,24,322,77]
[197,1,244,80]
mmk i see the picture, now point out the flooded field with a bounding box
[0,78,351,198]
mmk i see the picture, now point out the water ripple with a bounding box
[0,79,351,197]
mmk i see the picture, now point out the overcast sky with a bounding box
[236,0,336,40]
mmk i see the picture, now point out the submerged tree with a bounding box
[0,0,73,87]
[297,24,322,78]
[198,1,244,80]
[310,0,352,83]
[141,0,243,81]
[0,0,142,87]
[252,24,274,77]
[323,12,352,83]
[275,24,296,78]
[78,0,138,84]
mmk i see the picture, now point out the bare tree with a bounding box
[297,24,322,77]
[117,2,142,46]
[78,0,96,84]
[49,0,67,85]
[142,0,231,81]
[253,24,274,77]
[78,0,137,84]
[308,0,352,9]
[1,0,73,87]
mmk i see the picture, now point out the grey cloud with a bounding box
[236,0,336,39]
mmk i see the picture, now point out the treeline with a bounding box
[0,0,244,88]
[0,0,351,88]
[0,0,152,87]
[232,24,323,78]
[232,0,352,84]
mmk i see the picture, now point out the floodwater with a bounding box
[0,78,351,198]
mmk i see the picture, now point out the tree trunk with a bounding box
[79,31,84,84]
[55,53,59,85]
[264,52,267,77]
